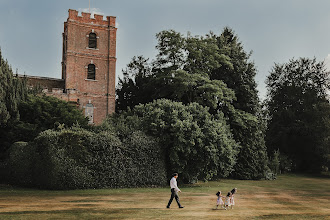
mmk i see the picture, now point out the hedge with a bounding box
[7,127,167,189]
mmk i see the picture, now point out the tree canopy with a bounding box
[0,49,28,158]
[0,49,27,126]
[109,99,239,183]
[265,57,330,172]
[116,28,268,179]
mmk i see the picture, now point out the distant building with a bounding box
[21,9,117,125]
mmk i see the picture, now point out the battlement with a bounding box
[68,9,116,27]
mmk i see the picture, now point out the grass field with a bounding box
[0,174,329,219]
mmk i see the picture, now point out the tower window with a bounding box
[87,64,95,80]
[88,33,97,48]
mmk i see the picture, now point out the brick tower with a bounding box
[62,9,117,125]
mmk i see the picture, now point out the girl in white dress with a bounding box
[230,188,237,209]
[215,191,224,209]
[224,192,231,210]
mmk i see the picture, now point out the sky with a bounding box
[1,0,330,99]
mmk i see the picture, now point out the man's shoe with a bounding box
[179,206,184,208]
[166,206,170,208]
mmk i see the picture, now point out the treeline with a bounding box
[116,27,329,175]
[1,26,329,189]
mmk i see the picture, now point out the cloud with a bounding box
[78,8,104,17]
[77,8,119,27]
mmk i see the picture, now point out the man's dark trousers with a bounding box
[167,188,182,208]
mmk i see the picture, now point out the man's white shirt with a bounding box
[170,177,180,192]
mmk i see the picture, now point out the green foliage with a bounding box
[116,56,154,112]
[19,94,89,132]
[0,49,28,158]
[0,94,89,159]
[230,109,268,179]
[210,27,259,114]
[116,28,258,115]
[116,28,268,180]
[32,128,94,189]
[7,142,34,186]
[112,99,239,183]
[268,149,280,175]
[265,57,330,172]
[7,125,167,189]
[0,49,27,126]
[154,30,186,70]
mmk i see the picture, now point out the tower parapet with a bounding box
[67,9,116,27]
[63,9,117,125]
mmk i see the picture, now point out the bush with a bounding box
[0,94,89,159]
[109,99,239,183]
[7,142,34,186]
[32,129,95,189]
[9,125,167,189]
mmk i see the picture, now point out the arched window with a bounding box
[88,32,97,48]
[87,64,95,80]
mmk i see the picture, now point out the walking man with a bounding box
[166,173,184,208]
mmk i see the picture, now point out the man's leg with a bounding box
[174,191,183,208]
[167,189,175,208]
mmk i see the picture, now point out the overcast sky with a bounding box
[1,0,330,99]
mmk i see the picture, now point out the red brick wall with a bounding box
[62,9,117,125]
[16,9,117,125]
[18,75,65,92]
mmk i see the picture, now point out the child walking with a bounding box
[215,191,224,209]
[224,192,231,210]
[230,188,237,209]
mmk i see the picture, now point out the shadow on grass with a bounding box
[0,208,173,220]
[256,213,328,219]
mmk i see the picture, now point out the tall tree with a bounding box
[116,28,268,179]
[208,27,260,114]
[116,56,153,112]
[0,49,27,158]
[265,57,330,172]
[113,99,239,183]
[0,49,27,126]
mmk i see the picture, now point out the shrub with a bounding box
[108,99,239,183]
[32,129,95,189]
[7,142,34,186]
[12,125,167,189]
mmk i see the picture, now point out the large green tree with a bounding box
[116,56,154,112]
[210,27,260,114]
[116,28,268,179]
[0,49,27,126]
[111,99,239,183]
[265,57,330,172]
[0,49,27,158]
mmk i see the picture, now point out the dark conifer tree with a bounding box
[0,49,28,158]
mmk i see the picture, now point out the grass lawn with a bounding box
[0,174,329,219]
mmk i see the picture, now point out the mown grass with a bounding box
[0,174,329,219]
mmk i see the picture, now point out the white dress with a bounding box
[224,196,231,206]
[230,195,235,205]
[217,196,224,205]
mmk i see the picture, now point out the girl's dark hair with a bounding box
[227,192,231,197]
[231,188,237,194]
[216,191,220,196]
[172,173,178,177]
